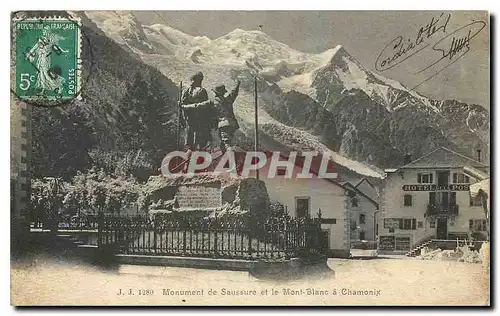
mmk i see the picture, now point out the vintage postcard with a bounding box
[10,10,490,306]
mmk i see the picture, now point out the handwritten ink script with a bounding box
[375,13,486,89]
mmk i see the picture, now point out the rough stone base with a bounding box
[114,254,333,281]
[327,249,351,258]
[116,254,254,271]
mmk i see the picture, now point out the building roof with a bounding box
[462,166,489,180]
[354,177,380,198]
[400,147,488,169]
[384,168,398,174]
[355,178,377,190]
[341,181,379,208]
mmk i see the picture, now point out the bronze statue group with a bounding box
[180,71,240,152]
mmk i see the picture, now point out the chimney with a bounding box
[403,153,412,165]
[477,149,481,162]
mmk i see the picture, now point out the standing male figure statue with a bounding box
[213,80,241,151]
[180,71,214,150]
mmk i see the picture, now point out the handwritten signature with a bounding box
[374,13,486,90]
[375,13,451,72]
[411,20,486,89]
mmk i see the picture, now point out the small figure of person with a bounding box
[181,71,215,150]
[26,29,68,96]
[213,80,240,152]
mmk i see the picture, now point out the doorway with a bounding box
[295,197,310,218]
[436,218,448,239]
[320,230,330,252]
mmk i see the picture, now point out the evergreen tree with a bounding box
[32,104,94,180]
[116,71,178,173]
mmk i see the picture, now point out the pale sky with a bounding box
[135,11,489,107]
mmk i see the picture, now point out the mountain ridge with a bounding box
[82,11,489,179]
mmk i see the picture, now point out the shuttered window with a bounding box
[404,194,412,206]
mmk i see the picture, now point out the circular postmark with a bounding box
[10,11,94,108]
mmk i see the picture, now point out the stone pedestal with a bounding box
[141,173,270,216]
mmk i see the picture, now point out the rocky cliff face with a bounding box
[309,46,489,167]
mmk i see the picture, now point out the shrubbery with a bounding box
[31,168,141,223]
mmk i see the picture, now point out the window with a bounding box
[418,221,423,228]
[359,230,366,240]
[296,197,310,218]
[450,192,457,205]
[276,167,287,176]
[470,195,482,206]
[400,218,417,230]
[452,173,470,184]
[395,236,411,251]
[384,218,416,230]
[404,194,413,206]
[384,218,399,229]
[359,213,366,224]
[469,219,487,231]
[351,197,359,207]
[418,173,434,184]
[429,192,436,205]
[430,220,436,228]
[350,220,357,231]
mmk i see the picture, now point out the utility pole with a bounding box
[254,77,259,180]
[176,81,183,151]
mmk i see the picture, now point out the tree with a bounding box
[31,104,94,180]
[63,168,140,216]
[31,177,65,230]
[116,72,178,175]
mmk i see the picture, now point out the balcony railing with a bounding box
[425,204,459,217]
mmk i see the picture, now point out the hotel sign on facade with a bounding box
[402,184,470,191]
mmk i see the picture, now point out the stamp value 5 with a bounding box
[13,17,81,103]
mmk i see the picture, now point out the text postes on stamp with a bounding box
[13,17,81,105]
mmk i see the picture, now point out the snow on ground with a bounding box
[11,256,488,305]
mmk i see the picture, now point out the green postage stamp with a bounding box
[13,17,81,103]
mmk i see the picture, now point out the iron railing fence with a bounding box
[98,214,327,260]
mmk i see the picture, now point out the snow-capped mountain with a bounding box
[85,11,159,54]
[82,11,489,179]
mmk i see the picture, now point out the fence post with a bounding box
[283,217,288,259]
[249,214,255,258]
[153,216,157,254]
[183,219,187,255]
[97,210,104,248]
[213,215,218,257]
